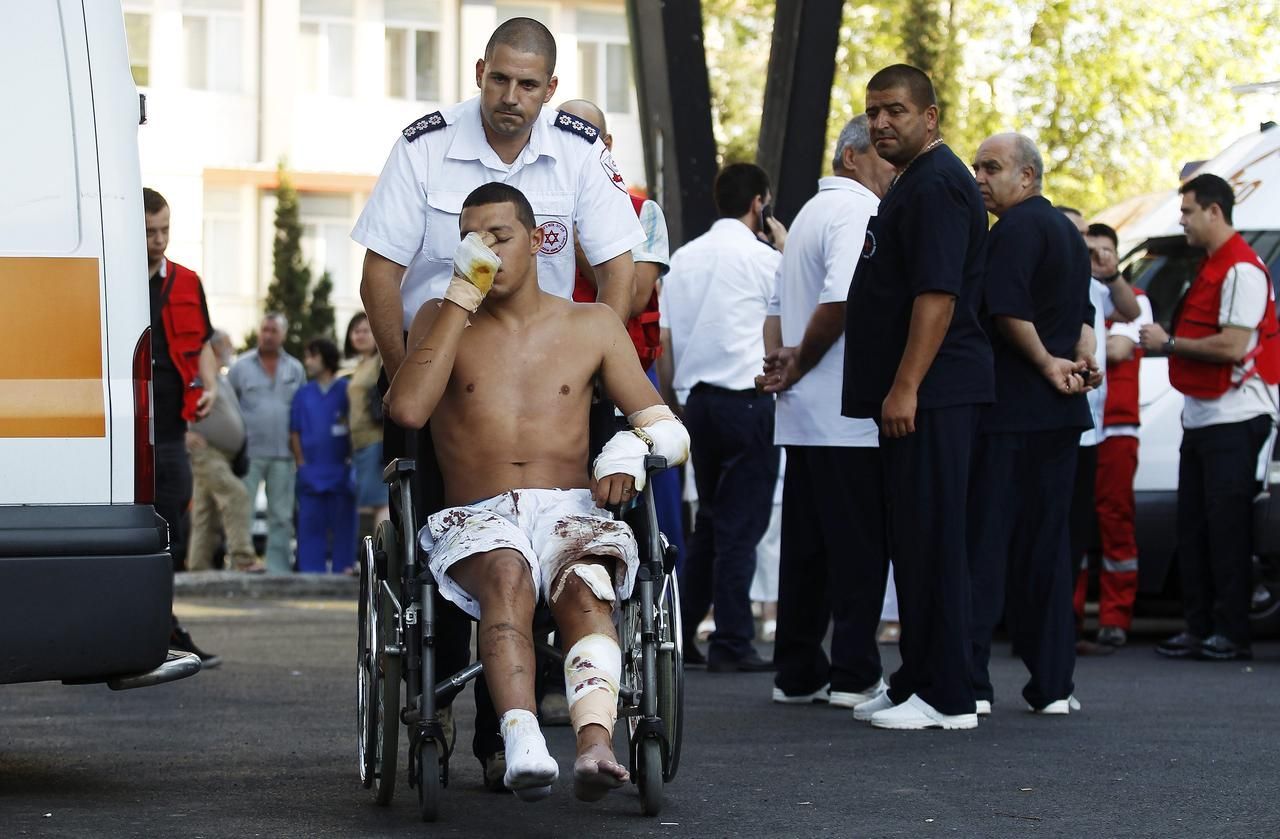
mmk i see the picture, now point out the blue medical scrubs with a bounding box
[291,378,356,573]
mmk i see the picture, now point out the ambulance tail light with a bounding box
[133,328,155,505]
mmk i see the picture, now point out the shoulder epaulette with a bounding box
[552,111,601,143]
[402,111,446,142]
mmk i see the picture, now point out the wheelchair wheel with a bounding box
[357,536,375,788]
[416,740,442,822]
[656,573,684,782]
[369,520,402,806]
[637,737,664,817]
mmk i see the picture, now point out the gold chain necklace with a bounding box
[888,136,944,192]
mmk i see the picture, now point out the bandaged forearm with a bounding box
[443,232,501,313]
[565,633,621,734]
[591,405,689,491]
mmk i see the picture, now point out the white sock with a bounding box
[499,709,558,801]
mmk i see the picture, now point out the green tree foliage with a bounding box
[704,0,1279,214]
[258,162,336,357]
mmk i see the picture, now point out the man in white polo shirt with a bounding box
[661,163,785,672]
[761,115,896,707]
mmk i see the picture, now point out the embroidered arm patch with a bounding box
[403,111,446,142]
[554,111,601,143]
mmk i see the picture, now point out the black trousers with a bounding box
[1177,415,1271,645]
[880,405,978,716]
[380,373,500,761]
[155,438,192,572]
[679,386,780,663]
[968,429,1079,709]
[773,445,887,695]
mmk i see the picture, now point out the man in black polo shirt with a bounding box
[966,134,1093,715]
[843,65,993,730]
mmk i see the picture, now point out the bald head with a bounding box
[559,98,611,151]
[972,132,1044,216]
[485,17,557,75]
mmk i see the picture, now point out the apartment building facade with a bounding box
[123,0,644,343]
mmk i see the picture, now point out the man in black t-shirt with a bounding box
[843,65,993,731]
[967,133,1093,715]
[144,188,222,668]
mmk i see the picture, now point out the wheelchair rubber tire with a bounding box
[357,537,375,788]
[371,520,402,806]
[657,573,684,782]
[416,739,442,822]
[637,737,664,817]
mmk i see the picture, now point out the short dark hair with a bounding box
[713,163,771,219]
[1086,223,1119,248]
[485,17,557,75]
[1180,173,1235,225]
[867,64,937,110]
[143,188,168,215]
[461,182,538,233]
[343,311,368,358]
[305,337,340,374]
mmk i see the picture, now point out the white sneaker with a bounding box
[975,699,992,716]
[830,678,888,709]
[870,694,978,730]
[771,684,830,705]
[1030,695,1082,715]
[852,691,895,721]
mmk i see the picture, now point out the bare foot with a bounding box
[573,743,629,802]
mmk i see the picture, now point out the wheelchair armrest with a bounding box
[382,457,417,485]
[644,455,668,473]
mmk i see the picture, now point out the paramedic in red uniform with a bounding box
[1074,224,1154,648]
[1141,174,1280,662]
[144,187,222,668]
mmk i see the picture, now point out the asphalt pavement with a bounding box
[2,586,1277,838]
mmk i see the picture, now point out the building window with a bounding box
[385,0,442,101]
[576,11,632,115]
[123,12,151,87]
[300,0,355,97]
[385,28,440,102]
[203,189,243,297]
[298,194,355,302]
[182,0,243,93]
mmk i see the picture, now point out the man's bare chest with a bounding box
[446,325,599,414]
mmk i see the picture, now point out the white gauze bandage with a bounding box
[591,405,690,492]
[443,232,501,313]
[564,633,621,734]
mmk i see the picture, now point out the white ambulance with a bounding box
[0,2,198,687]
[1117,122,1280,635]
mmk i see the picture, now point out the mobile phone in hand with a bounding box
[760,203,774,244]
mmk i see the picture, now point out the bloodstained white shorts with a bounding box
[419,488,640,620]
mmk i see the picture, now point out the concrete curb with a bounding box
[174,570,359,599]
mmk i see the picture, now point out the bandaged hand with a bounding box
[444,232,501,313]
[591,405,690,498]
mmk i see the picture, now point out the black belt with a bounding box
[690,382,758,398]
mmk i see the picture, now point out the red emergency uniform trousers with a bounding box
[1074,434,1140,629]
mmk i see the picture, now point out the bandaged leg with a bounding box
[564,633,628,800]
[499,708,558,802]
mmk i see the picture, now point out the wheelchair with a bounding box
[356,432,684,822]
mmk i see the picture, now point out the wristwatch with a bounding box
[1163,336,1176,355]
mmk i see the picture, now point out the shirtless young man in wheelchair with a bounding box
[386,182,688,803]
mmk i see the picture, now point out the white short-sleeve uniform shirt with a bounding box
[1081,279,1114,447]
[1182,262,1279,430]
[659,219,781,402]
[768,176,879,447]
[351,96,645,329]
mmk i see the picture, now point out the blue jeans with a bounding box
[243,457,296,575]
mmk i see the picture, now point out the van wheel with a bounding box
[1250,557,1280,639]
